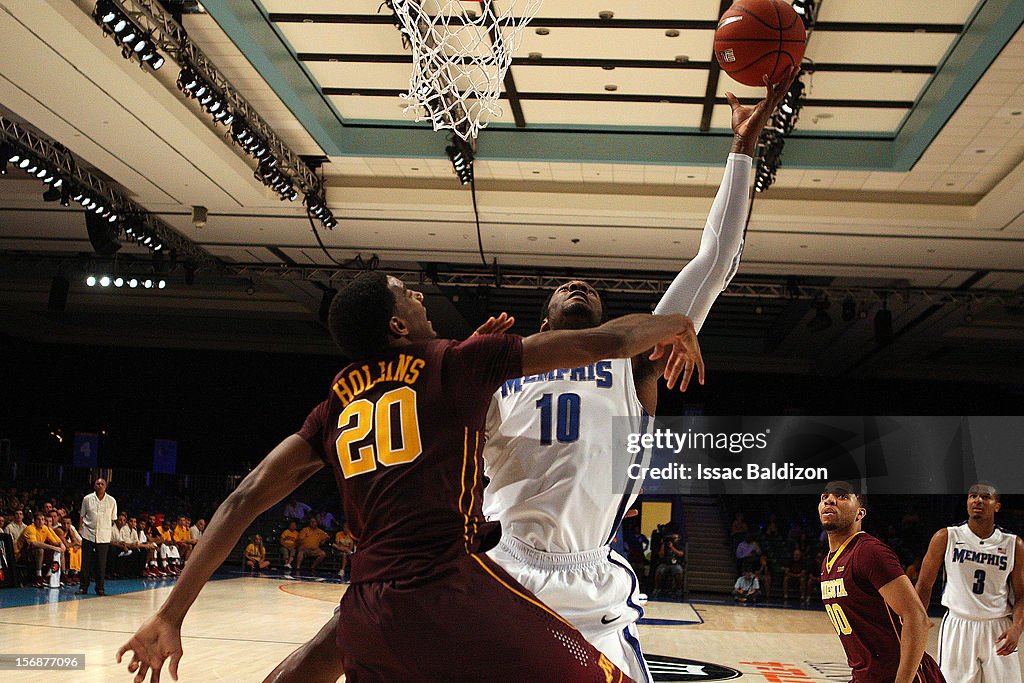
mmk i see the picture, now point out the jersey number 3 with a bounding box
[335,386,423,479]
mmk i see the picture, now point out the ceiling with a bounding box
[0,0,1023,385]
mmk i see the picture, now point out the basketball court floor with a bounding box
[4,573,1017,682]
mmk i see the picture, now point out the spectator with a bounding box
[283,496,312,522]
[754,552,772,600]
[78,477,117,596]
[732,569,760,604]
[317,510,336,531]
[244,534,271,572]
[17,512,65,588]
[110,512,134,577]
[173,516,197,562]
[782,548,808,603]
[805,550,825,603]
[653,532,685,597]
[279,521,299,570]
[735,533,761,573]
[729,512,749,544]
[295,518,328,574]
[130,518,162,578]
[4,509,26,540]
[190,519,206,543]
[155,515,182,575]
[764,514,780,538]
[59,516,82,586]
[332,522,356,580]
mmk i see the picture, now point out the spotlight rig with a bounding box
[177,67,235,126]
[753,76,805,193]
[92,0,165,71]
[446,138,474,185]
[305,192,337,229]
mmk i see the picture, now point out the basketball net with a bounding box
[386,0,543,141]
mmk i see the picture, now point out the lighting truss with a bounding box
[92,0,166,71]
[98,0,333,227]
[0,115,216,268]
[446,138,474,185]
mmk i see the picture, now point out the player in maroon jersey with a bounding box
[117,271,703,683]
[818,481,945,683]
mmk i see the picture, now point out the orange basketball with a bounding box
[714,0,806,86]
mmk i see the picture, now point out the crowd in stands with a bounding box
[0,484,211,589]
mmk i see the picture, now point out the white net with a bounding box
[387,0,544,141]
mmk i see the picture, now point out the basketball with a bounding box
[714,0,807,86]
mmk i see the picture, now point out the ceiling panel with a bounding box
[512,65,708,96]
[515,29,715,61]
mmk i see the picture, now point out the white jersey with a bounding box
[942,523,1016,619]
[482,358,652,553]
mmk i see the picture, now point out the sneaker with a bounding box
[35,577,47,588]
[337,569,345,577]
[284,562,291,569]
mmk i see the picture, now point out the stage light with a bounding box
[143,279,153,289]
[792,0,816,29]
[86,275,97,287]
[93,1,164,71]
[446,138,474,185]
[157,279,166,289]
[128,278,138,288]
[113,276,124,287]
[99,275,111,287]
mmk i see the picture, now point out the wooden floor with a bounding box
[0,577,1021,682]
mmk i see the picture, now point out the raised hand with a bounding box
[472,312,515,336]
[116,614,184,683]
[726,66,798,154]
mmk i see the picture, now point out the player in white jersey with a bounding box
[916,482,1024,683]
[482,71,796,683]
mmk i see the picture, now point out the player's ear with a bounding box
[539,318,551,332]
[856,508,866,521]
[389,315,410,338]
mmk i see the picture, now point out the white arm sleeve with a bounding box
[653,152,752,332]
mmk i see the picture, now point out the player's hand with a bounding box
[116,614,184,683]
[472,312,515,336]
[727,66,798,149]
[649,324,705,391]
[996,624,1023,656]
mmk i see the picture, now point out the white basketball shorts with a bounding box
[938,612,1023,683]
[487,534,652,683]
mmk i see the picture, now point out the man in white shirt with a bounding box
[4,509,27,541]
[78,477,117,595]
[189,519,205,542]
[110,512,136,577]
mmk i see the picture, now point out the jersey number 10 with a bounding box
[335,386,423,479]
[535,393,581,445]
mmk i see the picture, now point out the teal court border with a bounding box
[203,0,1023,171]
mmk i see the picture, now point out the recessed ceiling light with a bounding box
[665,29,680,38]
[674,55,689,63]
[535,27,550,35]
[598,10,614,20]
[604,84,618,91]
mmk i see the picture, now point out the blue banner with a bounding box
[72,433,99,468]
[153,439,177,474]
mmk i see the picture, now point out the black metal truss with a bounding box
[103,0,325,197]
[0,116,218,269]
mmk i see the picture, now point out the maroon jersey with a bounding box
[820,532,943,683]
[298,335,523,583]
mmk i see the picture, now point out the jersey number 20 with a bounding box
[335,386,423,479]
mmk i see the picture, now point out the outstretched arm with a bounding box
[915,528,947,609]
[634,71,795,409]
[117,435,324,683]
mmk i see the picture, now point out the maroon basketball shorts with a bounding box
[336,552,636,683]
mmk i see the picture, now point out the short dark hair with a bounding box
[328,272,397,359]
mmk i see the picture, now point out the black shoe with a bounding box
[96,589,106,596]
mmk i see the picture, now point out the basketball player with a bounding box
[817,481,944,683]
[478,69,796,683]
[915,482,1024,683]
[253,68,797,683]
[117,272,703,683]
